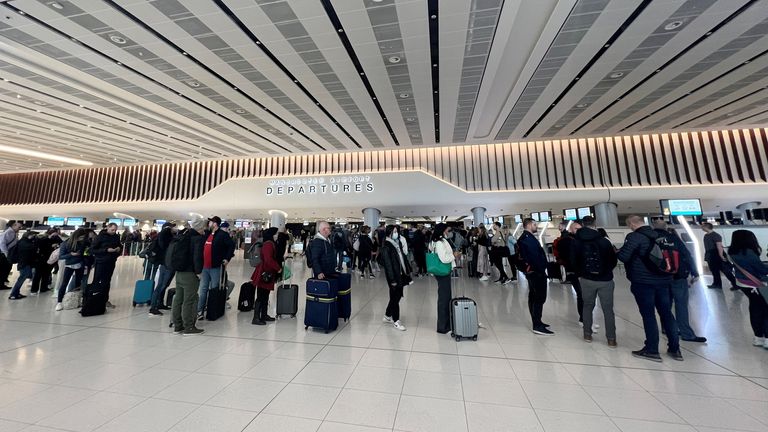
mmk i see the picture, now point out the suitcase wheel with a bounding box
[132,302,136,307]
[146,301,151,306]
[305,325,309,330]
[291,314,296,318]
[472,336,478,341]
[455,336,461,342]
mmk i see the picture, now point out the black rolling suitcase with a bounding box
[546,261,563,281]
[276,282,299,318]
[205,267,228,321]
[238,282,256,312]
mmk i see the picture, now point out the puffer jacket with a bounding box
[617,226,672,285]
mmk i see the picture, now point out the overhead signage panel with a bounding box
[266,176,374,197]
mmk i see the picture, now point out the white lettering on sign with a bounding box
[266,176,374,196]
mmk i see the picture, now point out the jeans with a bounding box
[336,250,344,270]
[31,262,53,293]
[151,264,175,308]
[0,253,12,286]
[57,266,84,303]
[525,272,548,328]
[567,273,583,321]
[358,257,372,277]
[172,272,200,331]
[10,265,33,297]
[386,283,404,322]
[580,278,616,340]
[92,260,116,301]
[435,275,452,333]
[706,256,735,288]
[631,282,679,354]
[197,266,222,313]
[670,278,698,340]
[741,287,768,338]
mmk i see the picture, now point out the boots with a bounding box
[261,300,275,322]
[251,302,266,325]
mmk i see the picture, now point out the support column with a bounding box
[268,210,287,231]
[594,202,619,228]
[471,207,486,227]
[362,208,381,229]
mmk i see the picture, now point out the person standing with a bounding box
[701,223,737,290]
[8,231,37,300]
[251,227,280,326]
[728,230,768,349]
[148,222,178,316]
[55,229,88,311]
[196,216,234,320]
[505,226,518,282]
[170,218,206,336]
[557,222,585,326]
[91,223,122,308]
[573,216,617,346]
[430,223,457,334]
[490,222,510,284]
[518,218,554,335]
[357,226,375,279]
[378,225,408,331]
[618,215,682,362]
[0,221,22,290]
[31,229,60,295]
[477,225,491,281]
[412,225,427,277]
[309,221,338,280]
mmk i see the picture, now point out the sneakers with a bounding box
[197,313,205,321]
[682,336,707,343]
[369,275,376,279]
[393,321,407,331]
[754,336,766,346]
[707,284,722,290]
[383,315,394,323]
[583,334,592,343]
[631,349,662,362]
[532,327,555,336]
[503,279,514,284]
[158,304,171,310]
[105,301,116,309]
[30,292,38,297]
[607,339,617,348]
[667,350,684,361]
[55,303,63,311]
[173,327,184,335]
[148,309,163,316]
[8,294,26,300]
[183,327,205,336]
[479,275,490,281]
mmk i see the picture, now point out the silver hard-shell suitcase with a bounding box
[450,297,479,341]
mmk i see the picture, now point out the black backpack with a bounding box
[165,230,192,271]
[581,239,603,276]
[638,231,680,275]
[305,240,314,268]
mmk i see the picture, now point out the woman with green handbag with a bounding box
[429,223,458,334]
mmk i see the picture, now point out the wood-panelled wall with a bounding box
[1,128,766,205]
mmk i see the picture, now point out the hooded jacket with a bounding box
[91,230,122,264]
[573,227,617,281]
[617,226,673,285]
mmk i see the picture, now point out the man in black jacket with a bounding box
[196,216,235,319]
[573,216,617,345]
[617,215,681,362]
[171,218,206,336]
[557,223,583,324]
[309,221,338,279]
[31,229,60,295]
[518,218,553,335]
[91,223,122,307]
[8,231,37,300]
[148,222,178,316]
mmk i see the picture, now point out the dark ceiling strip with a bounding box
[320,0,400,146]
[428,0,440,143]
[728,106,768,124]
[523,0,653,138]
[1,3,291,154]
[604,1,761,132]
[103,1,309,152]
[213,0,357,150]
[572,0,758,135]
[672,87,768,128]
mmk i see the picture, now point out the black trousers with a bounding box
[506,256,518,280]
[742,287,768,338]
[706,257,735,288]
[92,260,117,301]
[567,272,583,321]
[525,272,548,328]
[490,251,507,281]
[385,282,404,322]
[436,275,452,333]
[414,250,427,275]
[255,287,270,319]
[31,262,53,293]
[0,253,12,286]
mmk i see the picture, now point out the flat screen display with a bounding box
[66,217,84,226]
[514,214,522,224]
[538,211,552,222]
[531,212,540,222]
[234,221,243,228]
[154,219,166,226]
[108,218,122,225]
[564,208,578,221]
[46,216,65,226]
[577,207,592,218]
[661,199,702,216]
[122,218,137,227]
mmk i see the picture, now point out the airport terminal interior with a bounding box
[1,0,768,431]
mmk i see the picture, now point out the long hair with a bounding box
[431,223,448,242]
[729,230,761,256]
[67,228,86,250]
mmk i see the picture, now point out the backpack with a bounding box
[639,231,680,275]
[513,242,530,273]
[305,241,314,267]
[552,237,562,262]
[248,241,262,267]
[165,230,192,272]
[581,239,603,276]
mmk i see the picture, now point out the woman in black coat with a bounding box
[378,225,407,331]
[357,225,375,279]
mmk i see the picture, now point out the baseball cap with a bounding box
[220,221,230,229]
[161,222,176,229]
[208,216,222,226]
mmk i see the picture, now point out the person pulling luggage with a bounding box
[251,227,281,326]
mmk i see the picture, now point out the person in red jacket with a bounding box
[251,227,280,325]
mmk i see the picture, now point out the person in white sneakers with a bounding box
[728,230,768,349]
[377,225,408,331]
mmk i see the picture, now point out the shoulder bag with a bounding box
[730,259,768,304]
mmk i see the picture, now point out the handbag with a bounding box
[426,252,452,276]
[260,271,275,284]
[62,291,82,310]
[730,259,768,304]
[47,248,60,265]
[281,263,292,281]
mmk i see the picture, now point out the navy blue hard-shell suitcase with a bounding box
[304,278,339,333]
[306,278,338,298]
[335,273,352,321]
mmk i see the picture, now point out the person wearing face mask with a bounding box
[430,224,460,334]
[378,225,408,331]
[251,227,280,326]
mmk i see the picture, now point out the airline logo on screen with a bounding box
[266,176,374,196]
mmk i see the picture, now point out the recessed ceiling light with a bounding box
[48,2,63,10]
[187,80,200,87]
[576,103,588,108]
[608,72,624,79]
[387,56,401,63]
[33,100,46,106]
[15,94,21,99]
[0,143,92,166]
[405,117,415,122]
[554,124,563,128]
[664,20,683,31]
[235,109,246,114]
[109,34,127,44]
[399,93,409,98]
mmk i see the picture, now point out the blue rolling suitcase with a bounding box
[133,261,154,307]
[335,273,352,322]
[304,278,339,333]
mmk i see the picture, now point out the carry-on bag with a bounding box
[304,294,338,333]
[237,281,256,312]
[306,277,338,298]
[450,297,479,341]
[81,283,107,317]
[546,261,563,281]
[133,279,153,307]
[205,267,228,321]
[276,283,299,318]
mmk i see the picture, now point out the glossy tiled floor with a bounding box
[1,254,767,432]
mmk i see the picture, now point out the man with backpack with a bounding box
[556,222,583,323]
[617,215,682,362]
[573,216,617,346]
[169,217,206,335]
[148,222,178,316]
[517,218,553,335]
[652,220,707,343]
